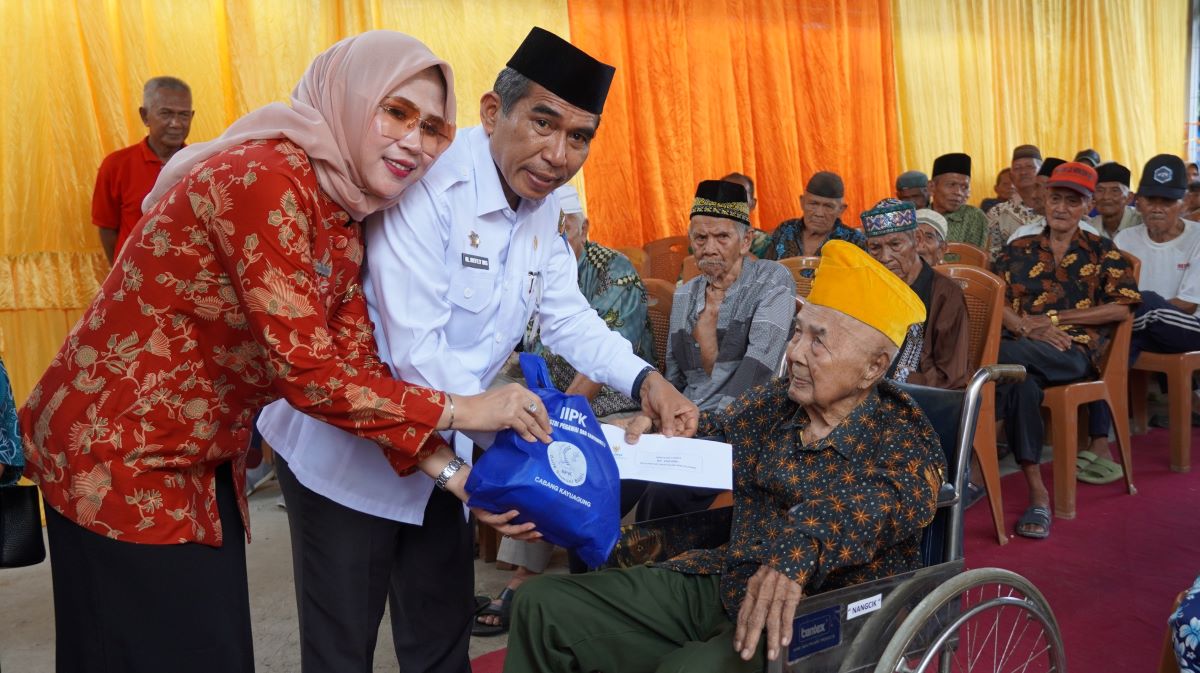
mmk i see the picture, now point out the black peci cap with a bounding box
[507,27,616,115]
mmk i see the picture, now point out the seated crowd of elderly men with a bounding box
[476,143,1200,672]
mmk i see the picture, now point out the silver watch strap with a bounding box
[434,456,466,490]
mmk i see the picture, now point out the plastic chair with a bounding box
[945,242,987,267]
[1039,254,1140,520]
[936,264,1008,544]
[643,236,689,283]
[643,279,675,373]
[679,255,701,283]
[778,256,820,297]
[616,246,648,275]
[1130,350,1199,473]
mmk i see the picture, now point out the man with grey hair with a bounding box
[92,76,193,264]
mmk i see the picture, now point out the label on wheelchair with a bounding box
[788,605,841,659]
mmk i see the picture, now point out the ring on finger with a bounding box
[526,400,538,413]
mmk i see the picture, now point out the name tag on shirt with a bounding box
[461,253,490,270]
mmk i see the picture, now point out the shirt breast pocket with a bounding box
[446,268,495,347]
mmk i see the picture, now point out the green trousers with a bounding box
[503,565,765,673]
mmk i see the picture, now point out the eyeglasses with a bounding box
[377,96,455,157]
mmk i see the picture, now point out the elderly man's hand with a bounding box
[1023,315,1073,351]
[734,565,804,662]
[639,372,698,438]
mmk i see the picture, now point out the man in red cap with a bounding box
[991,162,1140,539]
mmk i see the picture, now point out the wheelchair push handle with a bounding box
[980,364,1026,384]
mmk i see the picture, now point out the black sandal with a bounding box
[472,586,515,637]
[1015,505,1051,539]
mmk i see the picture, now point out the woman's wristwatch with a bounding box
[434,456,467,491]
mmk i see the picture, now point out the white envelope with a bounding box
[600,424,733,490]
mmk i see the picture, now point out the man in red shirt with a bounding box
[92,76,193,264]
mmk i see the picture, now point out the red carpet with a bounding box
[964,426,1200,672]
[473,427,1200,672]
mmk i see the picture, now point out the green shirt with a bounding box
[943,204,988,249]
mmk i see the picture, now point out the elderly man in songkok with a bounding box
[862,198,970,390]
[992,162,1140,538]
[914,208,949,266]
[930,152,988,249]
[1089,162,1143,239]
[503,241,945,673]
[895,170,930,209]
[765,171,865,260]
[634,179,796,519]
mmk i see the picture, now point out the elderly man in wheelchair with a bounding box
[505,241,959,672]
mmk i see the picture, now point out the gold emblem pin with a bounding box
[468,231,480,248]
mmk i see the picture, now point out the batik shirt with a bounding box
[659,379,944,619]
[764,218,866,261]
[666,258,795,412]
[528,241,653,416]
[19,139,446,546]
[0,358,21,486]
[943,204,989,249]
[993,227,1141,370]
[985,200,1042,260]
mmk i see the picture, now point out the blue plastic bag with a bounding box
[466,353,621,567]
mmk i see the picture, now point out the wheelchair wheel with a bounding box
[874,568,1066,673]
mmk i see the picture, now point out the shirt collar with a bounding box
[910,259,935,310]
[780,387,882,459]
[139,137,168,165]
[468,125,547,219]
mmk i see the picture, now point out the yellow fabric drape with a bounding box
[567,0,901,248]
[892,0,1189,197]
[0,0,570,402]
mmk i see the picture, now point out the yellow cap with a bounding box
[806,240,927,347]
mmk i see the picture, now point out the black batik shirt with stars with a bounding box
[658,378,945,619]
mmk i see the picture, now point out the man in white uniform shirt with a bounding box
[1114,155,1200,359]
[258,27,698,673]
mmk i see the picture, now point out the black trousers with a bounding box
[995,338,1093,465]
[1132,290,1200,360]
[276,455,473,673]
[45,462,254,673]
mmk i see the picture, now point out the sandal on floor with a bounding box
[964,482,986,510]
[1075,450,1099,474]
[472,586,515,637]
[1077,457,1124,485]
[1015,505,1052,539]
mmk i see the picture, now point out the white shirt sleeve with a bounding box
[1177,231,1200,305]
[536,231,651,397]
[365,185,484,396]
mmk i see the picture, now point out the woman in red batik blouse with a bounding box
[19,31,548,673]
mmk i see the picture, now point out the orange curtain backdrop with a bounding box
[567,0,900,248]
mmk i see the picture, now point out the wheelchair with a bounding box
[602,365,1066,673]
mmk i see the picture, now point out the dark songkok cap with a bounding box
[932,153,972,178]
[895,170,928,190]
[1095,162,1131,187]
[1037,157,1066,178]
[507,27,616,115]
[1138,154,1188,200]
[1074,149,1101,167]
[691,180,750,226]
[1012,144,1042,161]
[805,171,844,199]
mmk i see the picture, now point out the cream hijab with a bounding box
[143,31,455,222]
